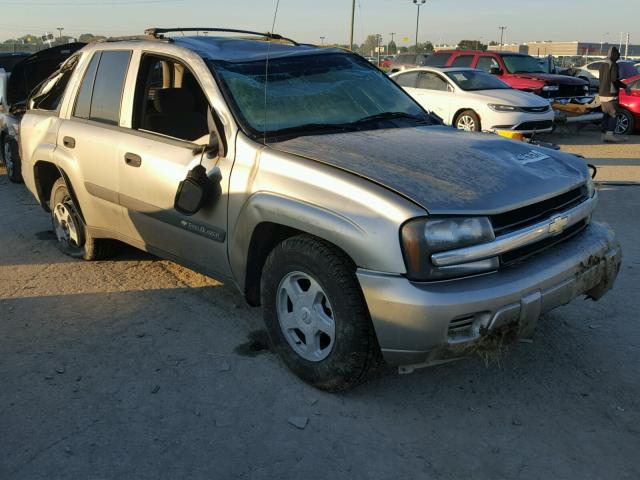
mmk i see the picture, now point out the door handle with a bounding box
[63,136,75,148]
[124,153,142,168]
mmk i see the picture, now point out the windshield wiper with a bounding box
[352,111,430,125]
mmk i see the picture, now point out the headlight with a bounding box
[586,176,595,198]
[488,104,518,112]
[401,217,498,281]
[542,85,560,92]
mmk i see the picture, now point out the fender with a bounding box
[229,191,372,291]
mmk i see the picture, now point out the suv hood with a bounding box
[270,126,588,214]
[7,42,85,106]
[512,72,587,86]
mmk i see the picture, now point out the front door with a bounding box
[413,71,453,123]
[117,53,233,279]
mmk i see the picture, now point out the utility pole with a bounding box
[389,32,395,55]
[349,0,355,51]
[413,0,426,54]
[498,26,507,50]
[625,33,630,59]
[56,27,64,40]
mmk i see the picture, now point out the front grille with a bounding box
[520,105,551,113]
[515,120,553,130]
[500,220,587,266]
[491,186,587,237]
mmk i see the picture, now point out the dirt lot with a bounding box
[1,131,639,480]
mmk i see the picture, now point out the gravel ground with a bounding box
[1,132,639,479]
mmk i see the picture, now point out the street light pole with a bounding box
[498,26,507,50]
[349,0,356,51]
[389,32,395,54]
[320,36,325,46]
[56,27,64,39]
[413,0,426,54]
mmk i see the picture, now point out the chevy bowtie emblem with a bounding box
[549,215,569,235]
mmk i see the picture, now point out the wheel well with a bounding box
[33,161,61,212]
[453,108,481,127]
[244,222,302,306]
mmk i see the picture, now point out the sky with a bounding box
[0,0,638,46]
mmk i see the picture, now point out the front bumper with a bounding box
[358,222,621,367]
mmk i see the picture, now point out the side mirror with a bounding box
[490,66,503,75]
[174,165,222,216]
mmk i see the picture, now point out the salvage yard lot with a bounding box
[1,131,639,480]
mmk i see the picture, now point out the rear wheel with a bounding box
[50,178,115,260]
[615,109,634,135]
[455,110,481,132]
[260,235,382,391]
[3,137,23,183]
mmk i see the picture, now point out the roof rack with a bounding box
[98,35,171,44]
[144,28,299,46]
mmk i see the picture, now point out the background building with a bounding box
[488,41,639,58]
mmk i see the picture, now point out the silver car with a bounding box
[19,28,621,390]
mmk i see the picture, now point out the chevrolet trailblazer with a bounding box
[18,28,621,391]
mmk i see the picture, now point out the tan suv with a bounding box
[19,28,621,390]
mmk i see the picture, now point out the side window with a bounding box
[424,53,452,67]
[29,55,79,111]
[394,71,419,88]
[588,62,603,71]
[451,55,474,67]
[476,56,499,73]
[417,72,450,91]
[90,51,131,125]
[72,50,131,125]
[73,53,100,119]
[133,54,209,142]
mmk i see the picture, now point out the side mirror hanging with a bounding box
[174,164,223,216]
[490,66,503,76]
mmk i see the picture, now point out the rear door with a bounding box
[115,53,232,278]
[56,49,133,236]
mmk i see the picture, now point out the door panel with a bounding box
[117,133,232,278]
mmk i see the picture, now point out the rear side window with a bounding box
[73,50,131,125]
[451,55,474,67]
[417,72,450,91]
[424,53,451,67]
[394,71,419,88]
[73,53,100,119]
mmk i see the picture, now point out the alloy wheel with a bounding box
[615,113,630,135]
[457,115,476,132]
[52,197,84,249]
[276,271,335,362]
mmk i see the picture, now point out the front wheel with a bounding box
[260,235,382,391]
[50,177,115,260]
[3,137,23,183]
[455,110,481,132]
[615,109,634,135]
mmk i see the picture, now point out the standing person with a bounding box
[599,46,631,143]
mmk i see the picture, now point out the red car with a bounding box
[427,50,590,101]
[617,75,640,134]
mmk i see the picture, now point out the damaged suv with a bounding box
[19,29,621,391]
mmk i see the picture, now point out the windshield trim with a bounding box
[208,51,438,142]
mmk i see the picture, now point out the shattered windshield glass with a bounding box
[210,52,431,138]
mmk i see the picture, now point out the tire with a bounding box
[455,110,481,132]
[260,234,382,391]
[49,177,115,260]
[615,109,634,135]
[3,137,23,183]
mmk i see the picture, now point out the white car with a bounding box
[391,67,555,134]
[574,60,640,89]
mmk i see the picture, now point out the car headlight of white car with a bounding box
[401,217,498,281]
[488,104,519,112]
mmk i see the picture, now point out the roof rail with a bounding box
[144,28,299,46]
[98,35,172,44]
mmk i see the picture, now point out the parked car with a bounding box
[389,53,430,72]
[391,67,554,134]
[572,60,640,90]
[0,43,84,182]
[432,50,591,100]
[19,29,620,390]
[616,75,640,134]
